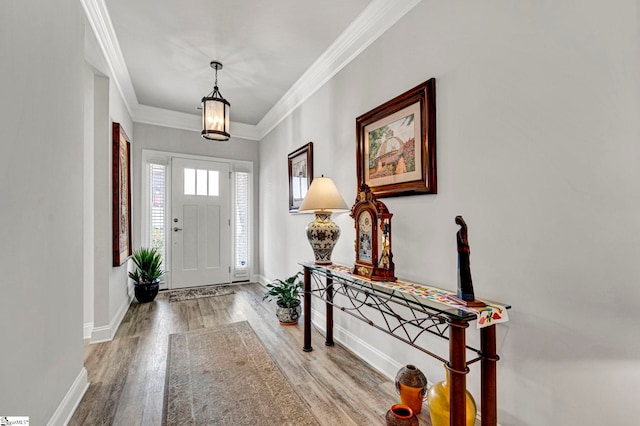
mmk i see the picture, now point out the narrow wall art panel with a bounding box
[112,122,132,266]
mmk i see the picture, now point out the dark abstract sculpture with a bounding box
[452,216,485,307]
[455,216,474,301]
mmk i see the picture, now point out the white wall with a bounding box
[83,63,95,336]
[84,15,135,342]
[131,122,261,278]
[107,77,134,327]
[0,0,87,423]
[259,1,640,424]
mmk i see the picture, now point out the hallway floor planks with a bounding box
[70,283,432,425]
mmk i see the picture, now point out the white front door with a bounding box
[171,158,231,288]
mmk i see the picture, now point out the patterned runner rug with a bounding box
[163,321,319,426]
[167,285,235,302]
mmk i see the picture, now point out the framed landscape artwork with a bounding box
[288,142,314,212]
[112,122,132,266]
[356,78,437,198]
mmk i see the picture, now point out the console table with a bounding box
[300,262,511,426]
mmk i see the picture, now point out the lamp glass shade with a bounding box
[298,177,348,213]
[201,94,230,141]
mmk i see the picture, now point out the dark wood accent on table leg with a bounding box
[325,275,334,346]
[303,267,313,352]
[481,325,499,426]
[448,319,469,426]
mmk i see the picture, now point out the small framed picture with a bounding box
[356,78,437,197]
[288,142,314,212]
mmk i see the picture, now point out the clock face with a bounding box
[358,210,373,262]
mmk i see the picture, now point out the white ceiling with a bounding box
[84,0,422,140]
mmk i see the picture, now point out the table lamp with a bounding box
[298,176,349,265]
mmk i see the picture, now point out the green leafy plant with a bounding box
[128,247,164,285]
[263,272,303,308]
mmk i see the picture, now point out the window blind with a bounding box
[234,171,249,274]
[149,163,166,268]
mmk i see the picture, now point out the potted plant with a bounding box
[129,247,164,303]
[263,272,303,325]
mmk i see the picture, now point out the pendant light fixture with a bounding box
[201,60,230,141]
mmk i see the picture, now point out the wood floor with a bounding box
[70,283,433,425]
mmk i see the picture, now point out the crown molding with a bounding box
[133,104,200,132]
[81,0,137,118]
[255,0,422,139]
[133,104,260,141]
[229,121,262,141]
[82,0,421,142]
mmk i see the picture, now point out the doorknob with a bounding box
[173,227,183,232]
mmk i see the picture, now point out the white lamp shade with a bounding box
[298,177,348,213]
[201,95,230,141]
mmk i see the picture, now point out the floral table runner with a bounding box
[322,263,509,329]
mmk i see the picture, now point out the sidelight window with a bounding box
[233,171,250,277]
[149,163,166,268]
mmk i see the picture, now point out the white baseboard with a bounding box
[310,309,402,379]
[90,291,133,343]
[47,367,89,426]
[254,274,268,286]
[83,322,94,340]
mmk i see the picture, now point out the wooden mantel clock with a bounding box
[350,184,396,281]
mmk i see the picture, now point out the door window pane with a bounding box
[208,171,219,196]
[196,169,207,195]
[184,168,195,195]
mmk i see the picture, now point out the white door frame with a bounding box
[140,149,254,289]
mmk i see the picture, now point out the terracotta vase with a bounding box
[395,364,428,414]
[385,404,419,426]
[427,365,477,426]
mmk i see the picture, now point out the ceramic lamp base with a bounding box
[306,212,340,265]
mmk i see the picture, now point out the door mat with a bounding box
[167,285,235,303]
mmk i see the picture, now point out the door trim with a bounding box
[140,149,254,289]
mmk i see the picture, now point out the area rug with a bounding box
[167,285,235,302]
[163,321,319,426]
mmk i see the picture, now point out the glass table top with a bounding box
[301,262,511,323]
